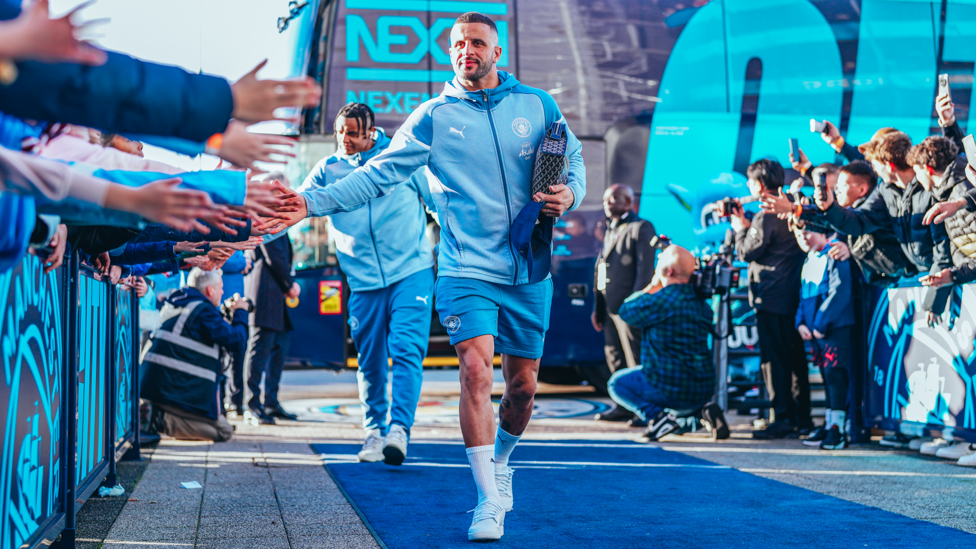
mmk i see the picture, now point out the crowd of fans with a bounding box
[0,0,320,441]
[724,87,976,464]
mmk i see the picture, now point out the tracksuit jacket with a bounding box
[300,72,586,286]
[795,242,854,335]
[299,128,434,292]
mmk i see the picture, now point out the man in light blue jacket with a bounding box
[300,103,435,467]
[268,12,585,541]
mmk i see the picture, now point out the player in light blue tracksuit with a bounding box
[274,13,584,542]
[299,103,435,466]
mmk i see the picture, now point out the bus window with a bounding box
[286,137,340,271]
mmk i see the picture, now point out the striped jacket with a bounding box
[140,287,247,419]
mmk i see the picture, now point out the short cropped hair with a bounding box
[455,12,498,36]
[746,158,785,191]
[839,160,878,189]
[907,136,958,172]
[187,268,223,294]
[874,133,913,171]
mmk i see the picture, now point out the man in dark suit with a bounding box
[591,184,658,421]
[247,233,300,425]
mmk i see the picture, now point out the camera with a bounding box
[220,293,254,320]
[648,234,739,298]
[717,197,738,218]
[810,119,827,134]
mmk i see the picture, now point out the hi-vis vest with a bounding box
[140,299,221,420]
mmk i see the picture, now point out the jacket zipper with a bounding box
[482,90,519,284]
[367,201,387,287]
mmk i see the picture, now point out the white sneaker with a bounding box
[357,430,384,462]
[920,438,949,455]
[935,442,976,460]
[958,452,976,467]
[908,437,933,451]
[495,465,514,512]
[383,424,408,466]
[468,499,505,541]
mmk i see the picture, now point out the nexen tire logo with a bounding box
[343,1,511,84]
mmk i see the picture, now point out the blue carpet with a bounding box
[313,440,976,549]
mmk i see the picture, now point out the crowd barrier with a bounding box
[0,248,140,549]
[865,280,976,443]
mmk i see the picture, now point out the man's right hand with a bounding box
[814,182,833,211]
[591,311,602,332]
[820,120,842,149]
[797,325,813,341]
[936,92,956,127]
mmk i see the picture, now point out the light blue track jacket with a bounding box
[301,72,586,286]
[300,128,434,292]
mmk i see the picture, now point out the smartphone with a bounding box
[939,73,951,100]
[810,119,827,133]
[788,138,800,163]
[963,134,976,170]
[817,171,829,201]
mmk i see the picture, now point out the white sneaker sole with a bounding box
[358,451,383,463]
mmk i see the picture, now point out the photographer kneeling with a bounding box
[141,268,250,442]
[608,245,727,441]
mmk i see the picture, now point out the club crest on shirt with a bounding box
[445,315,462,333]
[512,117,532,138]
[349,316,360,331]
[519,142,535,160]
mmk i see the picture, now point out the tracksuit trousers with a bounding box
[348,268,434,437]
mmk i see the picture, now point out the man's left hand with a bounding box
[926,311,941,328]
[534,184,575,218]
[812,329,825,339]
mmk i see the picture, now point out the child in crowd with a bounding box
[793,222,855,450]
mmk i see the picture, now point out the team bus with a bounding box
[276,0,976,434]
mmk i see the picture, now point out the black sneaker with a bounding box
[628,416,648,428]
[146,406,166,435]
[753,419,796,440]
[640,411,679,442]
[879,433,915,448]
[594,406,634,422]
[265,404,298,421]
[249,405,276,425]
[701,402,730,440]
[820,425,847,450]
[802,425,828,447]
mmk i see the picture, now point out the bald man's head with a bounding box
[656,245,696,284]
[603,184,635,219]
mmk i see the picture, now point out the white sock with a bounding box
[823,409,832,428]
[494,428,520,470]
[466,445,499,504]
[832,410,847,434]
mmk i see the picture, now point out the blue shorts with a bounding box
[434,276,553,359]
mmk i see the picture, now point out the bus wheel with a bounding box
[537,367,585,386]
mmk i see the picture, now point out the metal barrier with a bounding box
[0,249,140,549]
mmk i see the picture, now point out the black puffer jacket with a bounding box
[936,158,976,267]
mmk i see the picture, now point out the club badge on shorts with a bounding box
[445,316,462,334]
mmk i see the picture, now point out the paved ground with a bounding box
[76,368,976,548]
